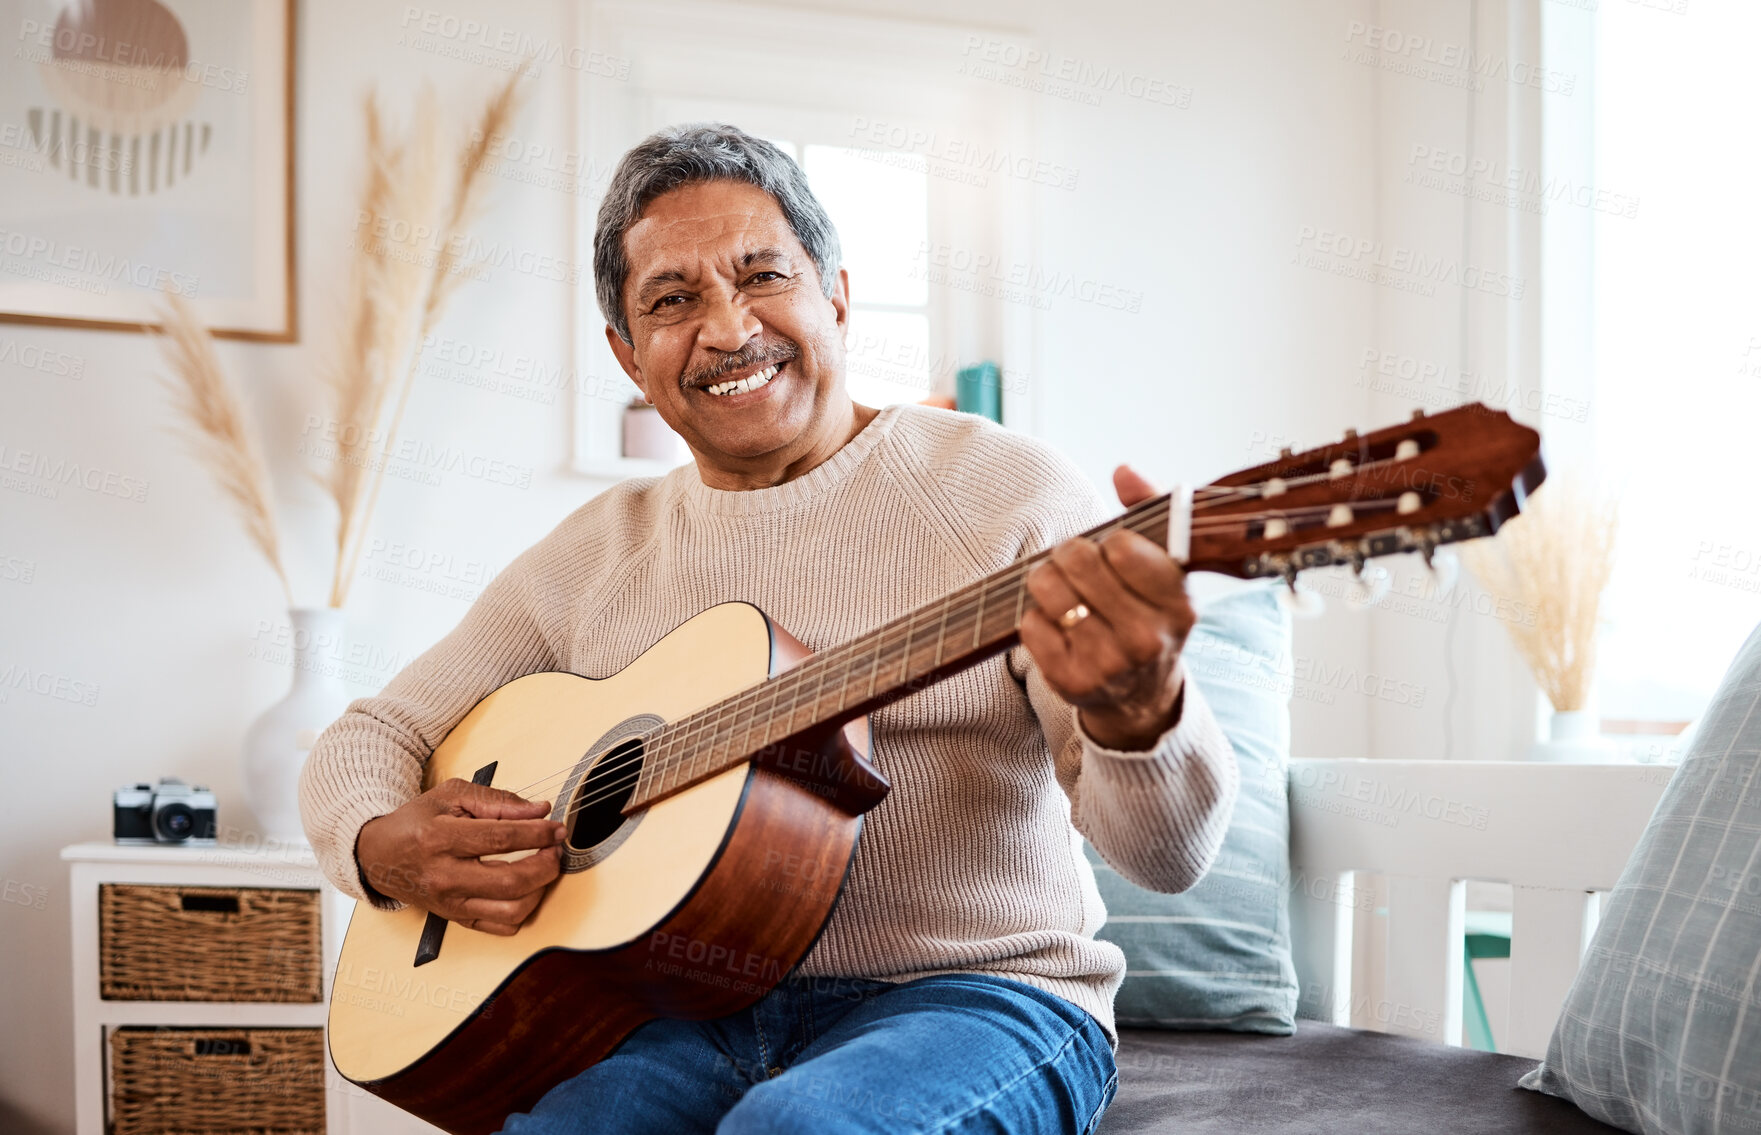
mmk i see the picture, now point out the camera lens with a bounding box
[156,803,195,842]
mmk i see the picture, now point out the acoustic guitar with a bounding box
[328,403,1544,1132]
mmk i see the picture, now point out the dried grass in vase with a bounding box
[151,292,293,606]
[320,67,527,608]
[149,72,526,610]
[1461,479,1619,712]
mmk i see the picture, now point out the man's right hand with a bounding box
[354,778,566,936]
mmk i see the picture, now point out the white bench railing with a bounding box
[1285,759,1673,1058]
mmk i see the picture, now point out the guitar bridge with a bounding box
[413,760,498,968]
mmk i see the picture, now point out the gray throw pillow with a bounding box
[1520,621,1761,1133]
[1086,579,1298,1033]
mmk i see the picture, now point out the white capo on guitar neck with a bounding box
[1165,483,1193,564]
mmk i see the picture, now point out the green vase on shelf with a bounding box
[956,361,1003,423]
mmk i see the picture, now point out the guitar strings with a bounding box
[630,457,1416,764]
[540,498,1414,829]
[504,486,1416,821]
[502,461,1419,817]
[625,492,1407,799]
[499,492,1187,807]
[492,498,1177,812]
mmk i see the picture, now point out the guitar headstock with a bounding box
[1185,404,1545,581]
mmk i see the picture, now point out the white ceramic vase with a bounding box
[1529,708,1621,763]
[243,607,353,845]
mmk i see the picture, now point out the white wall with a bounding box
[1002,0,1384,759]
[0,1,1524,1128]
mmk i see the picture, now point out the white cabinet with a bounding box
[60,841,441,1135]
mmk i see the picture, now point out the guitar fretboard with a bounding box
[626,492,1176,809]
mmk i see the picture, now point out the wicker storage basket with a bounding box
[109,1027,324,1135]
[99,884,321,1002]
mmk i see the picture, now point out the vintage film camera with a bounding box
[113,778,218,845]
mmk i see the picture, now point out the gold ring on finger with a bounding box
[1057,603,1090,630]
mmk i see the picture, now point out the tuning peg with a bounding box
[1345,562,1392,609]
[1426,546,1460,596]
[1277,580,1326,619]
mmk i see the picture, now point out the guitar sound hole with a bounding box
[567,737,643,853]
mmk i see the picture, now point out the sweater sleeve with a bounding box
[297,559,560,906]
[1016,647,1239,893]
[931,420,1238,894]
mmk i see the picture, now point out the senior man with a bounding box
[301,123,1237,1135]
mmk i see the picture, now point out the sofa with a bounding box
[1096,758,1671,1135]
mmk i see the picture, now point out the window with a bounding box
[768,141,934,409]
[1558,5,1761,723]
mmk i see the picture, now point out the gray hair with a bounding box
[593,123,843,345]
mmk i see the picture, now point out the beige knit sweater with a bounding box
[299,402,1238,1037]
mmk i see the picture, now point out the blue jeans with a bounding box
[497,973,1118,1134]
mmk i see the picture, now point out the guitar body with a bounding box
[327,602,880,1134]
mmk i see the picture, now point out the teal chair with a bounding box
[1371,906,1513,1051]
[1463,911,1512,1052]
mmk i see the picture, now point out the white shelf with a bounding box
[61,840,318,869]
[82,1000,328,1027]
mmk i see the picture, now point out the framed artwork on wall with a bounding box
[0,0,296,341]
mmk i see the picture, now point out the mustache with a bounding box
[680,339,800,389]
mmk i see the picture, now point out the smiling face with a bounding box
[606,179,869,489]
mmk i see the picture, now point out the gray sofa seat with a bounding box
[1099,1021,1623,1134]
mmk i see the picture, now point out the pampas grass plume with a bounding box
[151,292,293,605]
[1462,478,1619,712]
[321,67,528,608]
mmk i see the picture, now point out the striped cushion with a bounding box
[1519,621,1761,1133]
[1086,580,1298,1033]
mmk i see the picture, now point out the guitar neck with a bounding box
[628,493,1176,808]
[627,402,1547,810]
